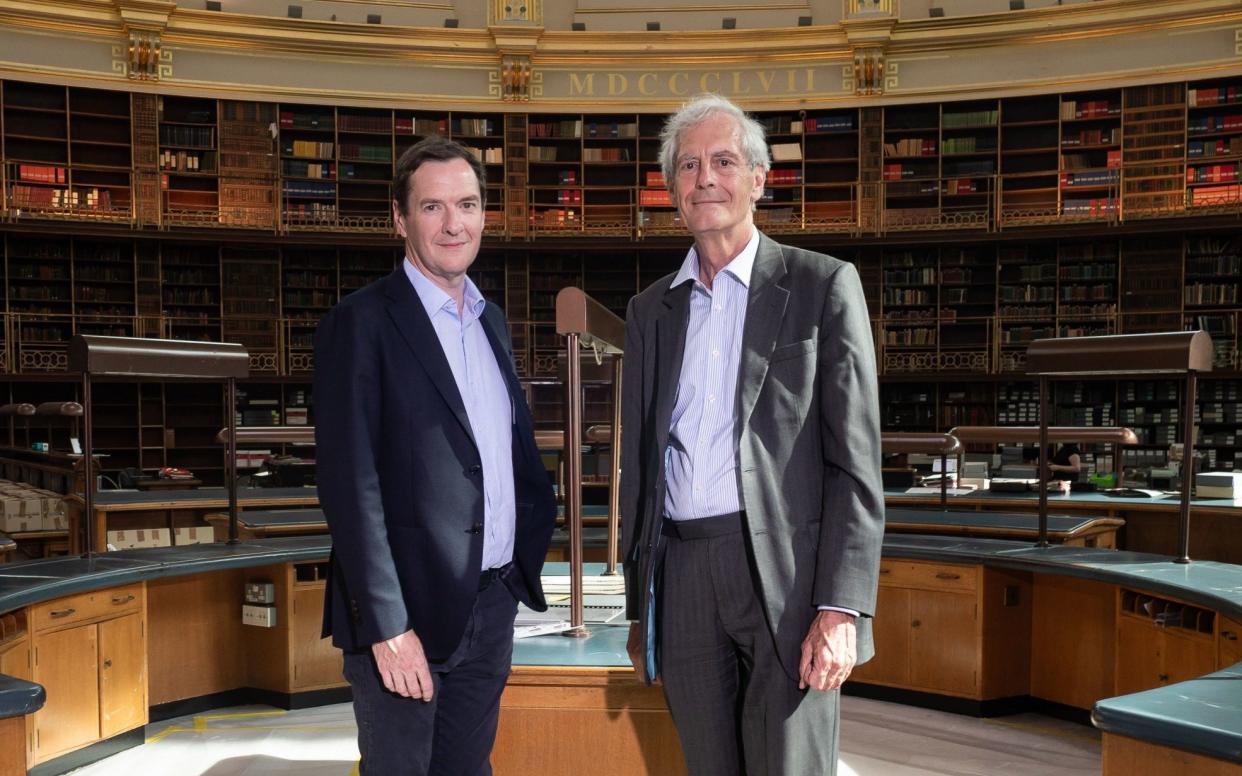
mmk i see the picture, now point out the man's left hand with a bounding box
[798,610,856,692]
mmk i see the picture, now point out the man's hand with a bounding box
[626,622,658,685]
[372,629,434,701]
[798,610,857,692]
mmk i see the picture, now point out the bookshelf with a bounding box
[1059,89,1121,220]
[581,114,637,236]
[337,106,393,229]
[803,108,860,231]
[161,243,220,342]
[222,248,280,373]
[282,247,337,374]
[880,247,937,373]
[279,103,337,229]
[882,103,940,229]
[6,234,72,371]
[528,113,583,235]
[67,87,133,220]
[1000,94,1060,223]
[1186,76,1242,211]
[1121,83,1185,218]
[1058,239,1118,338]
[219,100,277,230]
[880,383,935,432]
[1120,235,1181,334]
[939,99,998,229]
[3,81,70,217]
[158,95,219,226]
[73,239,135,337]
[1184,236,1240,369]
[938,245,995,372]
[996,242,1057,373]
[636,113,676,236]
[339,247,396,296]
[756,110,803,232]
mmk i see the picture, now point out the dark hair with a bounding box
[392,135,487,215]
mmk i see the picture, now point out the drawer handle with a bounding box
[911,619,921,628]
[935,573,961,581]
[49,608,75,619]
[103,658,112,669]
[112,594,135,605]
[1224,631,1238,641]
[1158,673,1169,682]
[879,568,891,575]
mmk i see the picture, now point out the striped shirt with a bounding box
[664,230,758,522]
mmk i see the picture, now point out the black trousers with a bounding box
[342,575,518,776]
[659,514,839,776]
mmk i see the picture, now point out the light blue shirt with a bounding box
[403,259,515,572]
[661,233,857,617]
[664,230,758,521]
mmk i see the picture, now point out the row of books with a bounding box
[1060,100,1119,120]
[160,150,210,173]
[11,185,112,209]
[279,112,333,130]
[13,164,67,183]
[1189,115,1242,134]
[582,122,638,138]
[1189,86,1242,108]
[582,147,631,162]
[338,115,391,134]
[766,169,803,184]
[464,146,503,164]
[639,189,671,207]
[284,140,334,159]
[454,118,498,137]
[1062,284,1114,301]
[1185,283,1239,305]
[942,137,995,154]
[885,138,936,157]
[554,189,582,205]
[396,117,448,136]
[1060,170,1119,188]
[1062,149,1121,169]
[339,144,391,163]
[942,110,998,128]
[1188,137,1242,158]
[1061,265,1116,282]
[1062,197,1118,216]
[1189,184,1241,206]
[1062,128,1120,146]
[283,181,336,198]
[1186,254,1242,275]
[999,285,1056,302]
[283,160,334,179]
[530,120,583,138]
[160,126,215,147]
[1186,164,1241,184]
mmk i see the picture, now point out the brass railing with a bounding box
[6,174,1242,239]
[0,307,1237,377]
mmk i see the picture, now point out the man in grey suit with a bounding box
[620,93,885,776]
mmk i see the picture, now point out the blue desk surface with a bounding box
[0,538,1238,761]
[885,487,1242,510]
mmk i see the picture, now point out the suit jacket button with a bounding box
[468,464,482,475]
[467,523,483,534]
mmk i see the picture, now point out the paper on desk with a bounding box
[540,575,626,595]
[904,486,978,495]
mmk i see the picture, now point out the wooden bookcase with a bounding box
[158,96,218,226]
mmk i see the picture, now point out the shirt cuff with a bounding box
[817,605,860,618]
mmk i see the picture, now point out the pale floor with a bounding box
[66,696,1101,776]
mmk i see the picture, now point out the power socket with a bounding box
[242,604,278,628]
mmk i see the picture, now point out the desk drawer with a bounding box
[31,584,143,631]
[878,561,977,593]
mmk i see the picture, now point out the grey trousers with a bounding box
[659,514,840,776]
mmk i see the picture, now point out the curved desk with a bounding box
[0,537,1238,774]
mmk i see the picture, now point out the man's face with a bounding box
[392,157,483,285]
[671,112,764,240]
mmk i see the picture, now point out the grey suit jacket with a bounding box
[620,232,885,683]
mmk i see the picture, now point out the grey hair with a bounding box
[658,93,771,191]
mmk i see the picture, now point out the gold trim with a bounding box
[573,3,807,12]
[314,0,453,7]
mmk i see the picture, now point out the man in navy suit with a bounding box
[314,135,556,775]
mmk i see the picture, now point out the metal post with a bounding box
[1176,371,1197,564]
[81,373,95,558]
[563,336,589,637]
[1036,376,1050,548]
[226,377,240,545]
[939,453,948,510]
[605,356,623,576]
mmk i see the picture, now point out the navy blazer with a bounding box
[314,267,556,660]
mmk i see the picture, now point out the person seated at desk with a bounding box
[1046,443,1081,481]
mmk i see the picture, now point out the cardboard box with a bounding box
[107,528,171,549]
[174,526,213,545]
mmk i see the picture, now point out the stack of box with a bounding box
[107,528,171,549]
[0,480,68,533]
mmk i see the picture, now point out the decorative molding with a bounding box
[846,0,894,18]
[490,0,541,26]
[499,53,534,101]
[852,46,885,95]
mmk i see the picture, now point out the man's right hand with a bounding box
[372,629,434,701]
[627,622,657,685]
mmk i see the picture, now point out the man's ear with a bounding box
[392,199,406,238]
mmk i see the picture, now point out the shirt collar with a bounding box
[403,257,485,321]
[670,229,760,291]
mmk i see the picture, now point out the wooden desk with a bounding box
[0,531,66,561]
[202,509,327,542]
[65,488,320,554]
[132,478,203,492]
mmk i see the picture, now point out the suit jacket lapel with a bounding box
[654,279,693,454]
[381,268,478,450]
[737,233,790,436]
